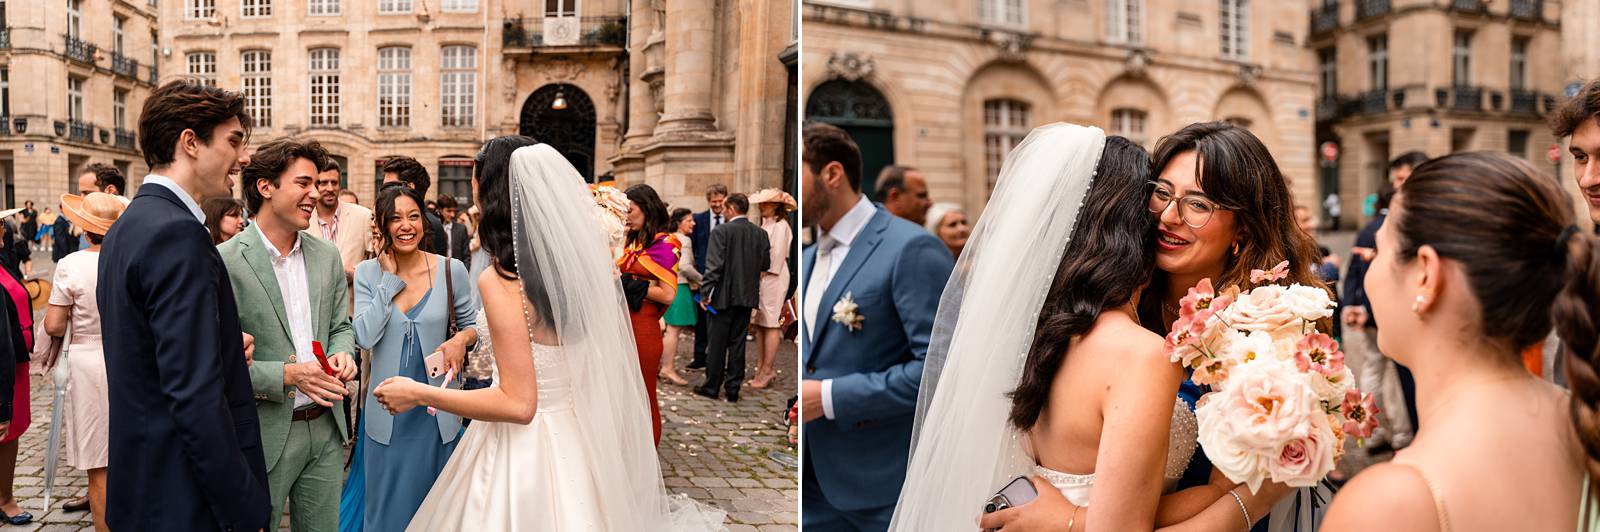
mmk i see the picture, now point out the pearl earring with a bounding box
[1411,295,1425,314]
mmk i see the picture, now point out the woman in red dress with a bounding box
[617,184,679,445]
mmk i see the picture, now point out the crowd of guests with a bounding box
[0,80,796,532]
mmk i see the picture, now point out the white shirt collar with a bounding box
[256,223,302,261]
[824,194,875,248]
[141,174,206,223]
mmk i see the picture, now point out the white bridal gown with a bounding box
[1033,397,1200,506]
[406,323,608,530]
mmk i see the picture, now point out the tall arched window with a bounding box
[441,46,477,127]
[377,47,412,128]
[984,99,1030,190]
[309,48,341,127]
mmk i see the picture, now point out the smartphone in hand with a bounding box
[983,476,1039,515]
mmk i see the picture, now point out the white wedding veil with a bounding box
[507,144,727,531]
[889,123,1105,531]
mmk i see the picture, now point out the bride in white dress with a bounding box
[890,124,1271,532]
[371,138,726,531]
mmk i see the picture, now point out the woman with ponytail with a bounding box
[1322,151,1597,531]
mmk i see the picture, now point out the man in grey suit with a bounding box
[695,193,769,403]
[800,123,954,531]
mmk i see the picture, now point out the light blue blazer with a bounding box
[352,255,478,445]
[801,207,955,512]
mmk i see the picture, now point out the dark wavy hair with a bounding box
[374,184,430,254]
[1390,152,1600,477]
[80,163,127,195]
[139,81,252,168]
[669,207,693,230]
[241,138,328,213]
[624,184,670,249]
[474,136,539,279]
[1138,122,1327,333]
[1008,136,1157,431]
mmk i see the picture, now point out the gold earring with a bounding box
[1230,242,1241,256]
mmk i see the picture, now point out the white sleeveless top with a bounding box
[1033,397,1199,506]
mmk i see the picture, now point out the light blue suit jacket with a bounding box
[802,207,954,512]
[351,256,477,445]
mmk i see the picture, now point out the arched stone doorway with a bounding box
[805,79,893,197]
[520,83,597,182]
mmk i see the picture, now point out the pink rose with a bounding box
[1249,260,1291,284]
[1221,286,1299,338]
[1340,389,1380,440]
[1267,413,1338,487]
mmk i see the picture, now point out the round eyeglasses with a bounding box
[1148,181,1223,229]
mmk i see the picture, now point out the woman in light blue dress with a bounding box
[351,184,478,531]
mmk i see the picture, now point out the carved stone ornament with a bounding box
[1236,63,1262,87]
[991,32,1031,62]
[1123,49,1150,78]
[827,52,875,82]
[503,58,519,104]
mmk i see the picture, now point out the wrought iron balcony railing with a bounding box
[1361,89,1387,114]
[114,128,136,149]
[112,52,141,79]
[1511,89,1539,114]
[1452,85,1483,111]
[1311,4,1339,34]
[68,120,94,143]
[1452,0,1487,13]
[65,35,97,65]
[1357,0,1389,20]
[502,16,628,48]
[1511,0,1542,20]
[0,28,10,50]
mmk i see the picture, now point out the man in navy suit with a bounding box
[98,81,272,532]
[687,183,728,370]
[800,122,954,531]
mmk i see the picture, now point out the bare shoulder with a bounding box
[1321,462,1442,532]
[1084,313,1167,365]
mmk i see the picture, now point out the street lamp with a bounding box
[552,92,568,110]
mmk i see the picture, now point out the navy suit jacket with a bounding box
[98,185,271,532]
[691,209,715,275]
[801,206,954,512]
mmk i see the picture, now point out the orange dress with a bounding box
[617,233,680,445]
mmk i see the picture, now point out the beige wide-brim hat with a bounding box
[0,208,23,219]
[60,192,127,236]
[748,188,797,210]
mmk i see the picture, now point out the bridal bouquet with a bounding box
[591,185,630,254]
[1165,261,1379,494]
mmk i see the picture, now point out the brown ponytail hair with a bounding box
[1393,151,1600,472]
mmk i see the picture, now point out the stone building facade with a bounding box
[802,0,1319,218]
[144,0,794,209]
[0,0,160,209]
[1311,0,1564,229]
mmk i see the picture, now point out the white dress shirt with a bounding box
[810,194,877,421]
[142,174,206,223]
[258,225,319,409]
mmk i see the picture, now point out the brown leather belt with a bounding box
[292,406,327,422]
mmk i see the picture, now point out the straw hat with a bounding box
[24,279,50,311]
[748,188,797,210]
[0,208,23,219]
[60,192,127,236]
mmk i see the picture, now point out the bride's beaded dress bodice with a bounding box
[1034,397,1199,506]
[472,308,574,413]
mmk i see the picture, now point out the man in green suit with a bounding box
[220,138,358,531]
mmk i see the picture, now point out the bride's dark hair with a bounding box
[1391,152,1600,477]
[1008,135,1157,431]
[475,135,539,279]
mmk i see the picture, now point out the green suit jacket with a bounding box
[219,227,354,472]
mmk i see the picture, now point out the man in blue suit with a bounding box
[799,122,954,531]
[98,81,272,532]
[687,183,728,370]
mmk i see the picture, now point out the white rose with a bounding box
[1283,284,1335,322]
[1308,365,1355,404]
[1220,286,1300,338]
[1195,358,1321,494]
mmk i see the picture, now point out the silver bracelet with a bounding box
[1228,489,1251,530]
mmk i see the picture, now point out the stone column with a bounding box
[655,0,718,133]
[623,0,660,144]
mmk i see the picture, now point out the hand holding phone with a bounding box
[984,476,1039,515]
[424,351,446,380]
